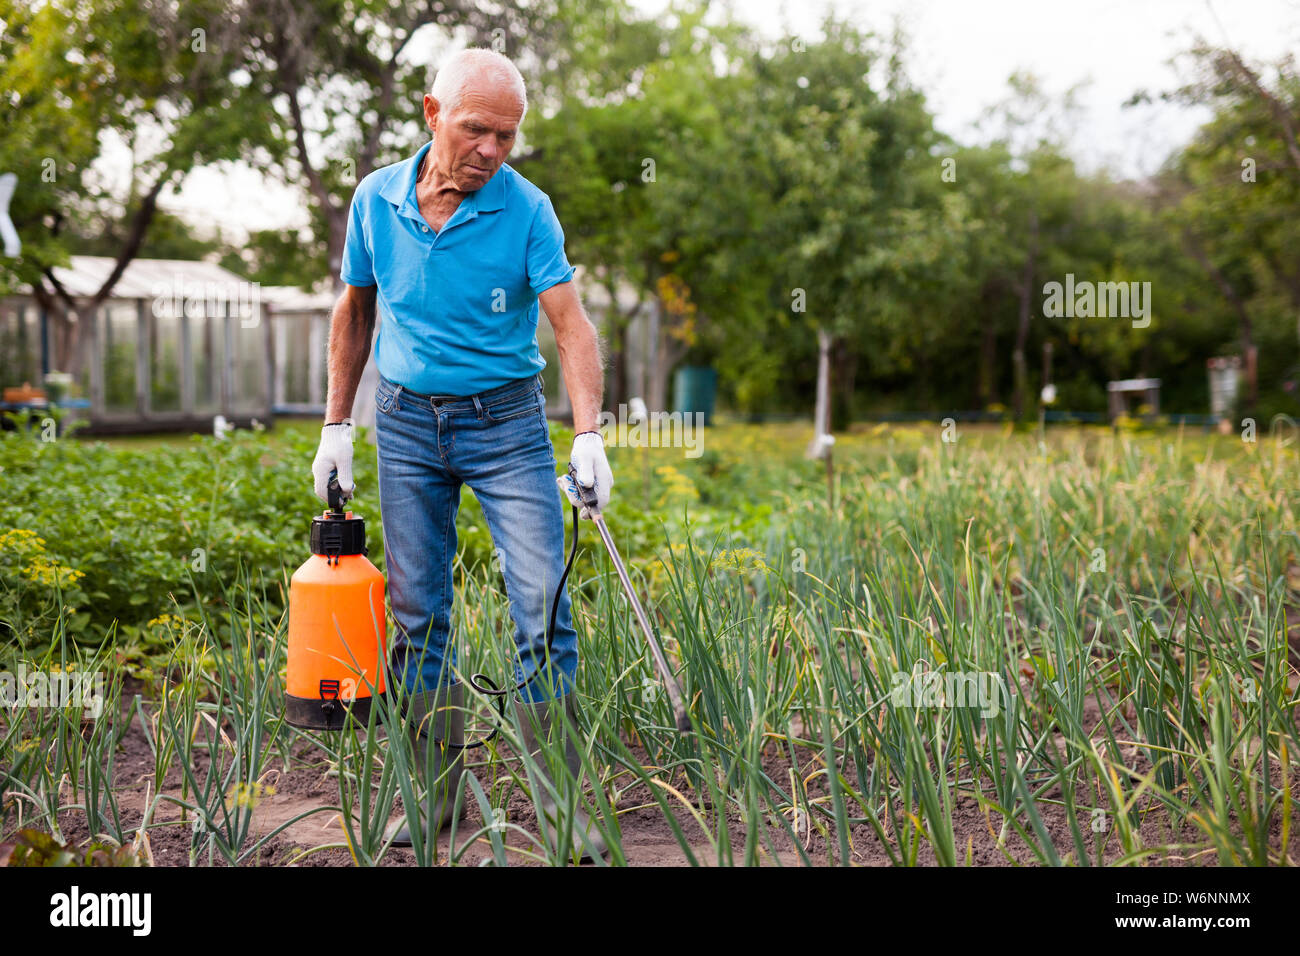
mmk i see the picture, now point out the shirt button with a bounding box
[422,225,429,233]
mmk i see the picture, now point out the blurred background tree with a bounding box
[1,0,1296,423]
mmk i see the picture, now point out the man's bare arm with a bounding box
[325,284,378,422]
[539,280,603,433]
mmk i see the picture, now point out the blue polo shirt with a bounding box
[340,140,575,396]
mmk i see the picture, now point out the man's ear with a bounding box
[424,94,440,133]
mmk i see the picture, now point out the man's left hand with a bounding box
[558,431,612,519]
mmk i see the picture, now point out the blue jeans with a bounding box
[374,372,577,704]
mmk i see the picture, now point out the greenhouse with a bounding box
[0,256,273,432]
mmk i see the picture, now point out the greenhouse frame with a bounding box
[1,256,274,433]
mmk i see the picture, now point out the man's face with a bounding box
[424,84,523,191]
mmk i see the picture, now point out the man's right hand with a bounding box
[312,420,355,503]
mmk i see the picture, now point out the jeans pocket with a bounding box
[375,379,399,415]
[483,388,539,423]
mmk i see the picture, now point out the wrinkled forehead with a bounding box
[449,84,524,126]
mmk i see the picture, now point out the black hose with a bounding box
[451,503,581,750]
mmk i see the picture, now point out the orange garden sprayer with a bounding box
[285,472,387,730]
[283,467,689,739]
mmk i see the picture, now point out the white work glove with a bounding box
[556,430,613,519]
[312,419,355,504]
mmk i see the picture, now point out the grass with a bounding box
[1,420,1298,865]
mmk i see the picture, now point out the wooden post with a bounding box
[1038,340,1053,445]
[807,328,831,459]
[808,328,834,509]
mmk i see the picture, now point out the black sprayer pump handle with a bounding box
[327,468,348,516]
[568,464,601,512]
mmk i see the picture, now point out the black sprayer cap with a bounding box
[310,512,366,556]
[311,473,366,557]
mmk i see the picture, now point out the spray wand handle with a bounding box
[327,468,350,516]
[572,469,602,515]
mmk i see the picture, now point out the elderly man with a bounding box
[311,48,612,861]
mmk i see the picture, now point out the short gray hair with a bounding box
[431,48,527,125]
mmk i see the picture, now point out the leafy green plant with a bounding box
[0,828,144,867]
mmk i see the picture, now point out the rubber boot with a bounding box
[386,682,465,847]
[514,691,610,862]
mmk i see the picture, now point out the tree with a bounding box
[1147,40,1300,417]
[718,17,952,427]
[526,2,734,410]
[0,0,278,375]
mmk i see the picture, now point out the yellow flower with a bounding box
[229,780,274,810]
[146,613,186,631]
[3,531,83,589]
[0,528,44,550]
[20,556,83,589]
[654,464,699,505]
[711,548,771,574]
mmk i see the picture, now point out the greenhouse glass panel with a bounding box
[99,303,138,413]
[191,310,225,414]
[231,317,267,413]
[275,312,313,405]
[0,301,41,390]
[150,308,183,412]
[72,314,93,401]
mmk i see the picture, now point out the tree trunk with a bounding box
[979,319,998,408]
[326,212,347,295]
[33,175,168,384]
[649,294,689,414]
[644,297,665,413]
[606,316,629,412]
[600,276,640,413]
[1185,232,1258,415]
[1011,212,1039,420]
[807,327,832,458]
[977,281,1000,408]
[830,336,856,431]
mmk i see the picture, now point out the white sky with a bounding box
[755,0,1300,178]
[160,0,1300,242]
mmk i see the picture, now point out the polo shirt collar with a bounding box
[378,140,508,216]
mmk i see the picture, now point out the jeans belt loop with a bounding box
[472,394,484,419]
[393,383,404,410]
